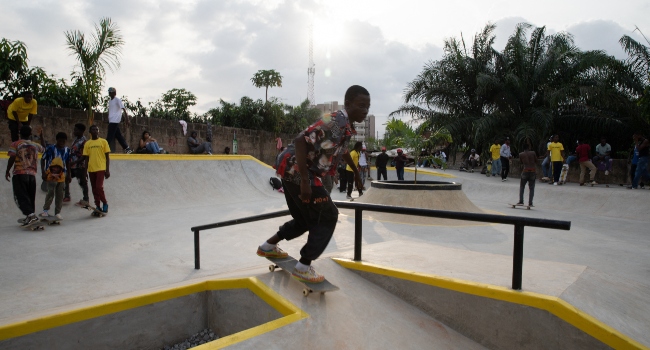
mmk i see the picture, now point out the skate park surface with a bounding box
[0,153,648,349]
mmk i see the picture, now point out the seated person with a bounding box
[138,131,163,154]
[224,146,230,154]
[417,149,430,167]
[467,149,480,171]
[187,131,212,154]
[592,137,612,173]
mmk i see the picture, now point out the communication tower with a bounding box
[307,23,315,106]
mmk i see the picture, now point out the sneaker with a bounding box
[516,202,524,206]
[553,182,558,186]
[39,211,49,217]
[502,179,506,182]
[580,183,585,186]
[346,195,352,199]
[22,214,38,226]
[125,148,133,154]
[96,206,102,213]
[605,170,609,175]
[102,203,109,213]
[627,186,636,189]
[292,265,325,283]
[55,214,63,220]
[591,181,598,185]
[77,199,90,207]
[529,204,535,207]
[63,197,71,202]
[256,245,288,258]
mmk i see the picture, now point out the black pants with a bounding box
[337,167,347,192]
[552,161,563,183]
[377,167,387,180]
[346,170,356,196]
[630,164,645,187]
[277,181,338,263]
[500,156,510,179]
[64,168,89,201]
[8,120,30,142]
[107,122,129,152]
[12,174,36,216]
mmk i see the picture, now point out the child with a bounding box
[65,123,89,205]
[40,132,71,217]
[40,157,66,219]
[83,125,111,213]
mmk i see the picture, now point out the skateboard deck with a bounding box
[559,164,569,184]
[485,160,492,177]
[16,219,45,231]
[266,256,339,297]
[508,203,531,210]
[39,216,62,225]
[76,203,106,217]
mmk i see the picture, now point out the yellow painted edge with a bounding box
[0,277,307,346]
[333,258,648,350]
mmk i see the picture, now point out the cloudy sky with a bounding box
[1,0,648,136]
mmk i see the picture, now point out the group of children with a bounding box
[5,123,111,226]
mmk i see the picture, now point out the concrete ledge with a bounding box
[0,277,307,349]
[334,258,647,350]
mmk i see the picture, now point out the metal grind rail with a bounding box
[191,201,571,290]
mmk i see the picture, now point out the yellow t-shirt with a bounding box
[489,144,501,160]
[83,138,110,172]
[346,150,360,172]
[548,142,564,162]
[7,97,38,122]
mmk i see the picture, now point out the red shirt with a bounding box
[575,144,591,162]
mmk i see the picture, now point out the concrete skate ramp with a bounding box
[353,180,488,226]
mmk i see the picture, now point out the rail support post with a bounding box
[194,230,200,269]
[512,224,524,290]
[354,208,363,261]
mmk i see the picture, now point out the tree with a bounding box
[0,38,29,99]
[149,88,198,121]
[251,69,283,102]
[620,27,650,126]
[65,17,124,126]
[282,99,321,134]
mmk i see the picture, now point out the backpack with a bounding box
[269,177,282,190]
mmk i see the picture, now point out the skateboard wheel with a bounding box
[302,289,310,297]
[269,265,276,272]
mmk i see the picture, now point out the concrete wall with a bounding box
[0,106,295,165]
[352,270,611,350]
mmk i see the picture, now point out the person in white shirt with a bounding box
[468,149,480,172]
[359,147,369,187]
[500,137,512,181]
[106,87,133,154]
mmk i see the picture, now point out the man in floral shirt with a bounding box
[257,85,370,283]
[64,123,89,205]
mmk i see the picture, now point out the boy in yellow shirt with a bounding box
[545,134,565,185]
[6,91,37,142]
[345,142,363,199]
[83,125,111,213]
[489,140,501,176]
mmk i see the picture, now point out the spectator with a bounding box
[517,143,537,207]
[417,149,429,167]
[575,139,598,186]
[139,131,163,154]
[6,91,37,142]
[394,148,408,180]
[541,136,552,182]
[500,137,512,181]
[187,131,212,154]
[106,87,133,154]
[375,146,389,180]
[629,131,649,189]
[359,146,369,185]
[345,141,363,199]
[545,134,565,185]
[468,149,480,172]
[593,137,612,175]
[65,123,89,205]
[489,140,501,177]
[630,141,646,188]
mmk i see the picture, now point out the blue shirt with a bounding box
[42,145,71,174]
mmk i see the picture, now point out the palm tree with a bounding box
[620,27,650,125]
[251,69,283,102]
[65,17,124,126]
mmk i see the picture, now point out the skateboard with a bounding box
[559,164,569,184]
[17,218,45,231]
[40,216,62,225]
[266,255,339,297]
[76,203,107,217]
[508,203,531,210]
[485,160,492,177]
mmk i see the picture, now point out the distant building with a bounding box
[315,101,375,144]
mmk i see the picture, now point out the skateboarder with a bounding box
[489,139,501,177]
[575,139,598,186]
[375,146,389,180]
[516,143,537,207]
[40,132,71,218]
[545,135,565,185]
[257,85,369,283]
[65,123,90,205]
[5,125,45,225]
[83,125,111,213]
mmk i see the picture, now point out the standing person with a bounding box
[545,134,565,185]
[257,85,368,283]
[83,125,111,213]
[40,132,71,217]
[6,91,37,142]
[345,142,363,199]
[575,139,598,186]
[629,143,645,188]
[629,132,649,189]
[106,87,133,154]
[359,146,369,185]
[394,148,408,180]
[5,125,44,225]
[500,137,512,181]
[593,137,612,175]
[468,149,480,172]
[337,162,347,192]
[489,140,501,177]
[375,146,389,180]
[517,143,537,207]
[65,123,89,205]
[187,131,212,154]
[541,136,553,182]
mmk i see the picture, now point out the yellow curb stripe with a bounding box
[333,258,648,350]
[0,277,307,348]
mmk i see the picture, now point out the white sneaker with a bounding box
[502,179,506,182]
[605,170,609,175]
[591,181,598,185]
[346,195,352,199]
[55,214,63,220]
[553,182,558,186]
[39,211,49,217]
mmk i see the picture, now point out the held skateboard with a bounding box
[266,255,339,297]
[559,164,569,184]
[76,203,107,217]
[508,203,531,210]
[17,218,45,231]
